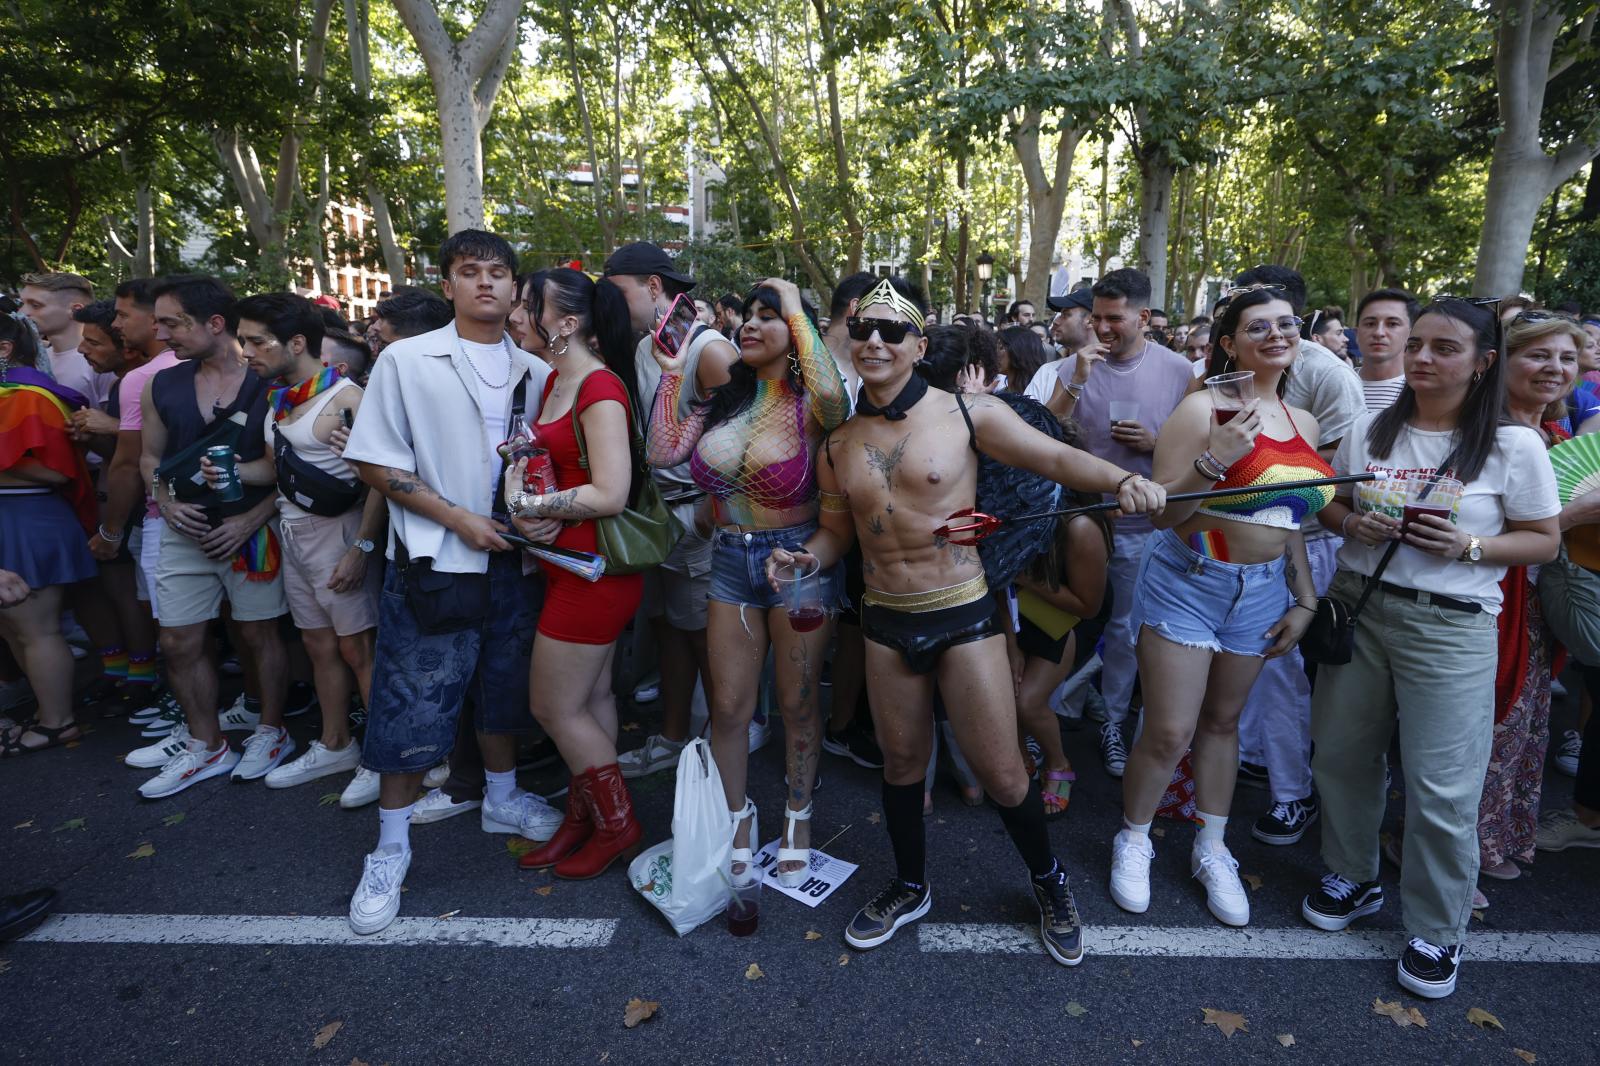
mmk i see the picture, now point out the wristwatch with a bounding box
[353,538,376,554]
[1461,535,1483,564]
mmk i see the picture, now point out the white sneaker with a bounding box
[138,741,239,799]
[231,726,294,781]
[125,723,192,769]
[218,696,261,732]
[1555,729,1582,777]
[481,789,564,840]
[340,766,380,809]
[265,740,361,789]
[423,763,450,790]
[748,717,771,754]
[348,843,410,935]
[1110,829,1154,913]
[129,689,179,724]
[619,734,687,779]
[1191,839,1250,926]
[410,786,480,824]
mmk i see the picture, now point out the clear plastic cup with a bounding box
[1108,400,1140,432]
[727,869,762,936]
[774,558,825,633]
[1204,371,1256,424]
[1400,472,1463,534]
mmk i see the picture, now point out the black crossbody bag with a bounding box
[1300,540,1399,666]
[273,424,364,517]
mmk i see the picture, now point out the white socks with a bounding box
[1122,817,1153,836]
[378,803,413,853]
[485,769,517,807]
[1195,810,1228,847]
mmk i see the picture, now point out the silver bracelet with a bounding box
[508,491,530,516]
[97,524,124,544]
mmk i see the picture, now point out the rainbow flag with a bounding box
[0,379,97,531]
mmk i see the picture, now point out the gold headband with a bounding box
[856,279,925,332]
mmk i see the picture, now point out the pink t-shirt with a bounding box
[118,350,180,432]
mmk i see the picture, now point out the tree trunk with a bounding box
[134,181,156,276]
[955,154,970,312]
[1096,152,1112,276]
[1010,114,1082,309]
[1137,153,1174,303]
[557,0,610,251]
[811,0,864,275]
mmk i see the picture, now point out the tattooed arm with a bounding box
[523,396,631,520]
[354,461,509,552]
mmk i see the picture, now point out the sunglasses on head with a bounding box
[847,316,923,344]
[1219,282,1285,303]
[1510,309,1578,325]
[1432,294,1504,309]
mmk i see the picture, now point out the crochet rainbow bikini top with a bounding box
[1197,403,1335,529]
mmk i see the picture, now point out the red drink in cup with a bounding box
[1215,409,1241,425]
[787,607,825,632]
[1399,473,1463,537]
[1204,370,1255,424]
[1401,503,1453,533]
[727,871,761,936]
[775,558,825,633]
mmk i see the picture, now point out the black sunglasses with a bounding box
[1432,294,1504,309]
[847,316,923,344]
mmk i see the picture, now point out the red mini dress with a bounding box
[534,369,644,645]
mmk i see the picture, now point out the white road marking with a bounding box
[21,913,617,949]
[919,923,1600,964]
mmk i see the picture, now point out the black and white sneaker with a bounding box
[285,681,318,719]
[1024,735,1044,779]
[1237,760,1270,789]
[1301,871,1384,931]
[1555,729,1581,777]
[1398,938,1461,999]
[823,723,885,769]
[1253,796,1319,845]
[1031,866,1085,967]
[1098,721,1128,778]
[844,878,932,950]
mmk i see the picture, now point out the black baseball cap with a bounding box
[601,242,696,288]
[1046,288,1093,312]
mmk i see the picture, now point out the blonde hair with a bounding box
[1505,314,1589,423]
[20,271,94,300]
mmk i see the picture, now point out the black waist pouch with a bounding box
[395,538,489,635]
[274,425,363,517]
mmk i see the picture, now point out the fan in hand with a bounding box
[1547,435,1600,568]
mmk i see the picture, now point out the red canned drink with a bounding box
[523,448,557,494]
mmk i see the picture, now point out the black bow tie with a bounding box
[856,372,928,421]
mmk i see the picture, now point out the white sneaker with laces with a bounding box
[340,766,380,809]
[619,734,687,779]
[348,843,410,935]
[218,697,261,732]
[125,723,192,769]
[410,786,481,824]
[423,763,450,790]
[1109,829,1154,913]
[265,740,361,789]
[481,789,564,840]
[1191,839,1250,926]
[748,717,771,754]
[232,726,294,781]
[138,741,239,799]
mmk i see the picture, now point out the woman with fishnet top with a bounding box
[647,277,850,889]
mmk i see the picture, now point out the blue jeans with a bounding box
[361,552,542,775]
[1130,528,1289,657]
[709,522,846,611]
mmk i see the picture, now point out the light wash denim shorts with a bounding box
[709,521,846,611]
[1130,528,1290,657]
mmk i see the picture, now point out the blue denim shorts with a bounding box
[1130,528,1289,657]
[709,522,847,611]
[361,552,543,775]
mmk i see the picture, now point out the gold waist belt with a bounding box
[861,573,989,613]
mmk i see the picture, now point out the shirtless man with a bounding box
[766,277,1166,966]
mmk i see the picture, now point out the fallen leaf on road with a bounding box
[53,817,85,832]
[436,909,460,920]
[1512,1049,1536,1063]
[1131,1039,1143,1048]
[804,930,822,941]
[623,998,659,1028]
[1064,1001,1088,1018]
[319,793,341,807]
[1467,1007,1504,1030]
[960,904,971,912]
[311,1020,343,1050]
[620,722,640,732]
[867,812,881,825]
[1150,826,1166,839]
[1277,1034,1295,1047]
[534,885,553,897]
[1472,909,1485,921]
[1372,997,1427,1028]
[506,838,536,857]
[13,820,32,829]
[1242,873,1263,891]
[837,954,850,966]
[127,843,155,859]
[744,963,764,981]
[162,813,185,827]
[1201,1008,1248,1038]
[1389,789,1402,800]
[598,1053,610,1063]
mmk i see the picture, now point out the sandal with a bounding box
[730,797,758,878]
[1041,768,1076,820]
[776,801,813,888]
[0,721,81,757]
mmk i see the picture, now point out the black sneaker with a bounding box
[1031,866,1084,967]
[1252,796,1320,845]
[1098,721,1128,778]
[1237,760,1270,788]
[823,723,885,770]
[285,681,318,718]
[1301,871,1384,931]
[844,878,931,950]
[1398,937,1461,999]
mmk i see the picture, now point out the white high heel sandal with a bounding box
[730,797,758,877]
[776,802,814,888]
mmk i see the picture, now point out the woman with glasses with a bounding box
[1303,298,1560,1000]
[646,278,849,889]
[1109,285,1328,929]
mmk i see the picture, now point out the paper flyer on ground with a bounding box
[751,841,857,908]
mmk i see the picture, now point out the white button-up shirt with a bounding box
[343,322,551,574]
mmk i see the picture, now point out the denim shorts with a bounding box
[709,521,847,611]
[361,551,543,775]
[1130,528,1289,657]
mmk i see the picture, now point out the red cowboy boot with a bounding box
[518,774,592,870]
[554,763,642,880]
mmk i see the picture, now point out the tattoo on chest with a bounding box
[934,534,977,567]
[866,514,885,536]
[863,435,910,491]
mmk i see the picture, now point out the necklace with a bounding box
[460,340,511,389]
[1100,344,1149,376]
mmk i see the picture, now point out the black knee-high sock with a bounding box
[996,782,1056,879]
[881,779,927,888]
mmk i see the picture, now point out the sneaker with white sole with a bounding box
[1301,871,1384,931]
[1252,796,1320,845]
[284,681,318,719]
[410,786,481,824]
[340,766,380,809]
[139,705,185,738]
[423,763,450,790]
[348,843,410,935]
[265,740,361,789]
[748,717,771,754]
[218,697,261,732]
[1554,729,1582,777]
[129,689,179,725]
[1191,840,1250,926]
[125,723,192,769]
[1099,721,1128,778]
[138,741,239,799]
[481,789,564,840]
[1397,938,1461,999]
[618,734,687,779]
[1535,808,1600,851]
[1109,829,1154,913]
[232,726,294,781]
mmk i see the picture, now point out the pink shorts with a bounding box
[279,510,381,636]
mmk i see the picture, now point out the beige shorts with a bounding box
[279,510,381,636]
[155,519,287,628]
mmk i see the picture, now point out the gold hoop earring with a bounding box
[551,333,570,358]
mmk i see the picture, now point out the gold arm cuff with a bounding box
[819,490,850,513]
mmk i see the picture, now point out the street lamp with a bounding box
[975,251,994,317]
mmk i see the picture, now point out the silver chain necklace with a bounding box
[1100,344,1149,375]
[460,340,511,389]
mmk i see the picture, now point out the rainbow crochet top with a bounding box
[1197,406,1335,529]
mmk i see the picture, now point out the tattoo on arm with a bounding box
[863,434,910,490]
[537,487,597,519]
[383,469,451,507]
[1285,559,1298,585]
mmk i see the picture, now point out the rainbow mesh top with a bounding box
[646,312,849,528]
[1197,405,1336,529]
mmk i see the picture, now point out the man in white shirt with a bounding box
[19,272,117,408]
[1355,288,1419,412]
[340,229,560,935]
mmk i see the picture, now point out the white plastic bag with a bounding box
[628,738,732,936]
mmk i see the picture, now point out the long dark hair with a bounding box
[1366,298,1503,483]
[1207,287,1291,397]
[0,305,43,367]
[527,267,639,414]
[997,326,1046,393]
[695,283,818,428]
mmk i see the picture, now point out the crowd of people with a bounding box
[4,237,1599,1001]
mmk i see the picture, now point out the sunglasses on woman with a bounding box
[1237,315,1305,341]
[846,316,923,344]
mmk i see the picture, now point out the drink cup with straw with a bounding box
[1400,471,1463,536]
